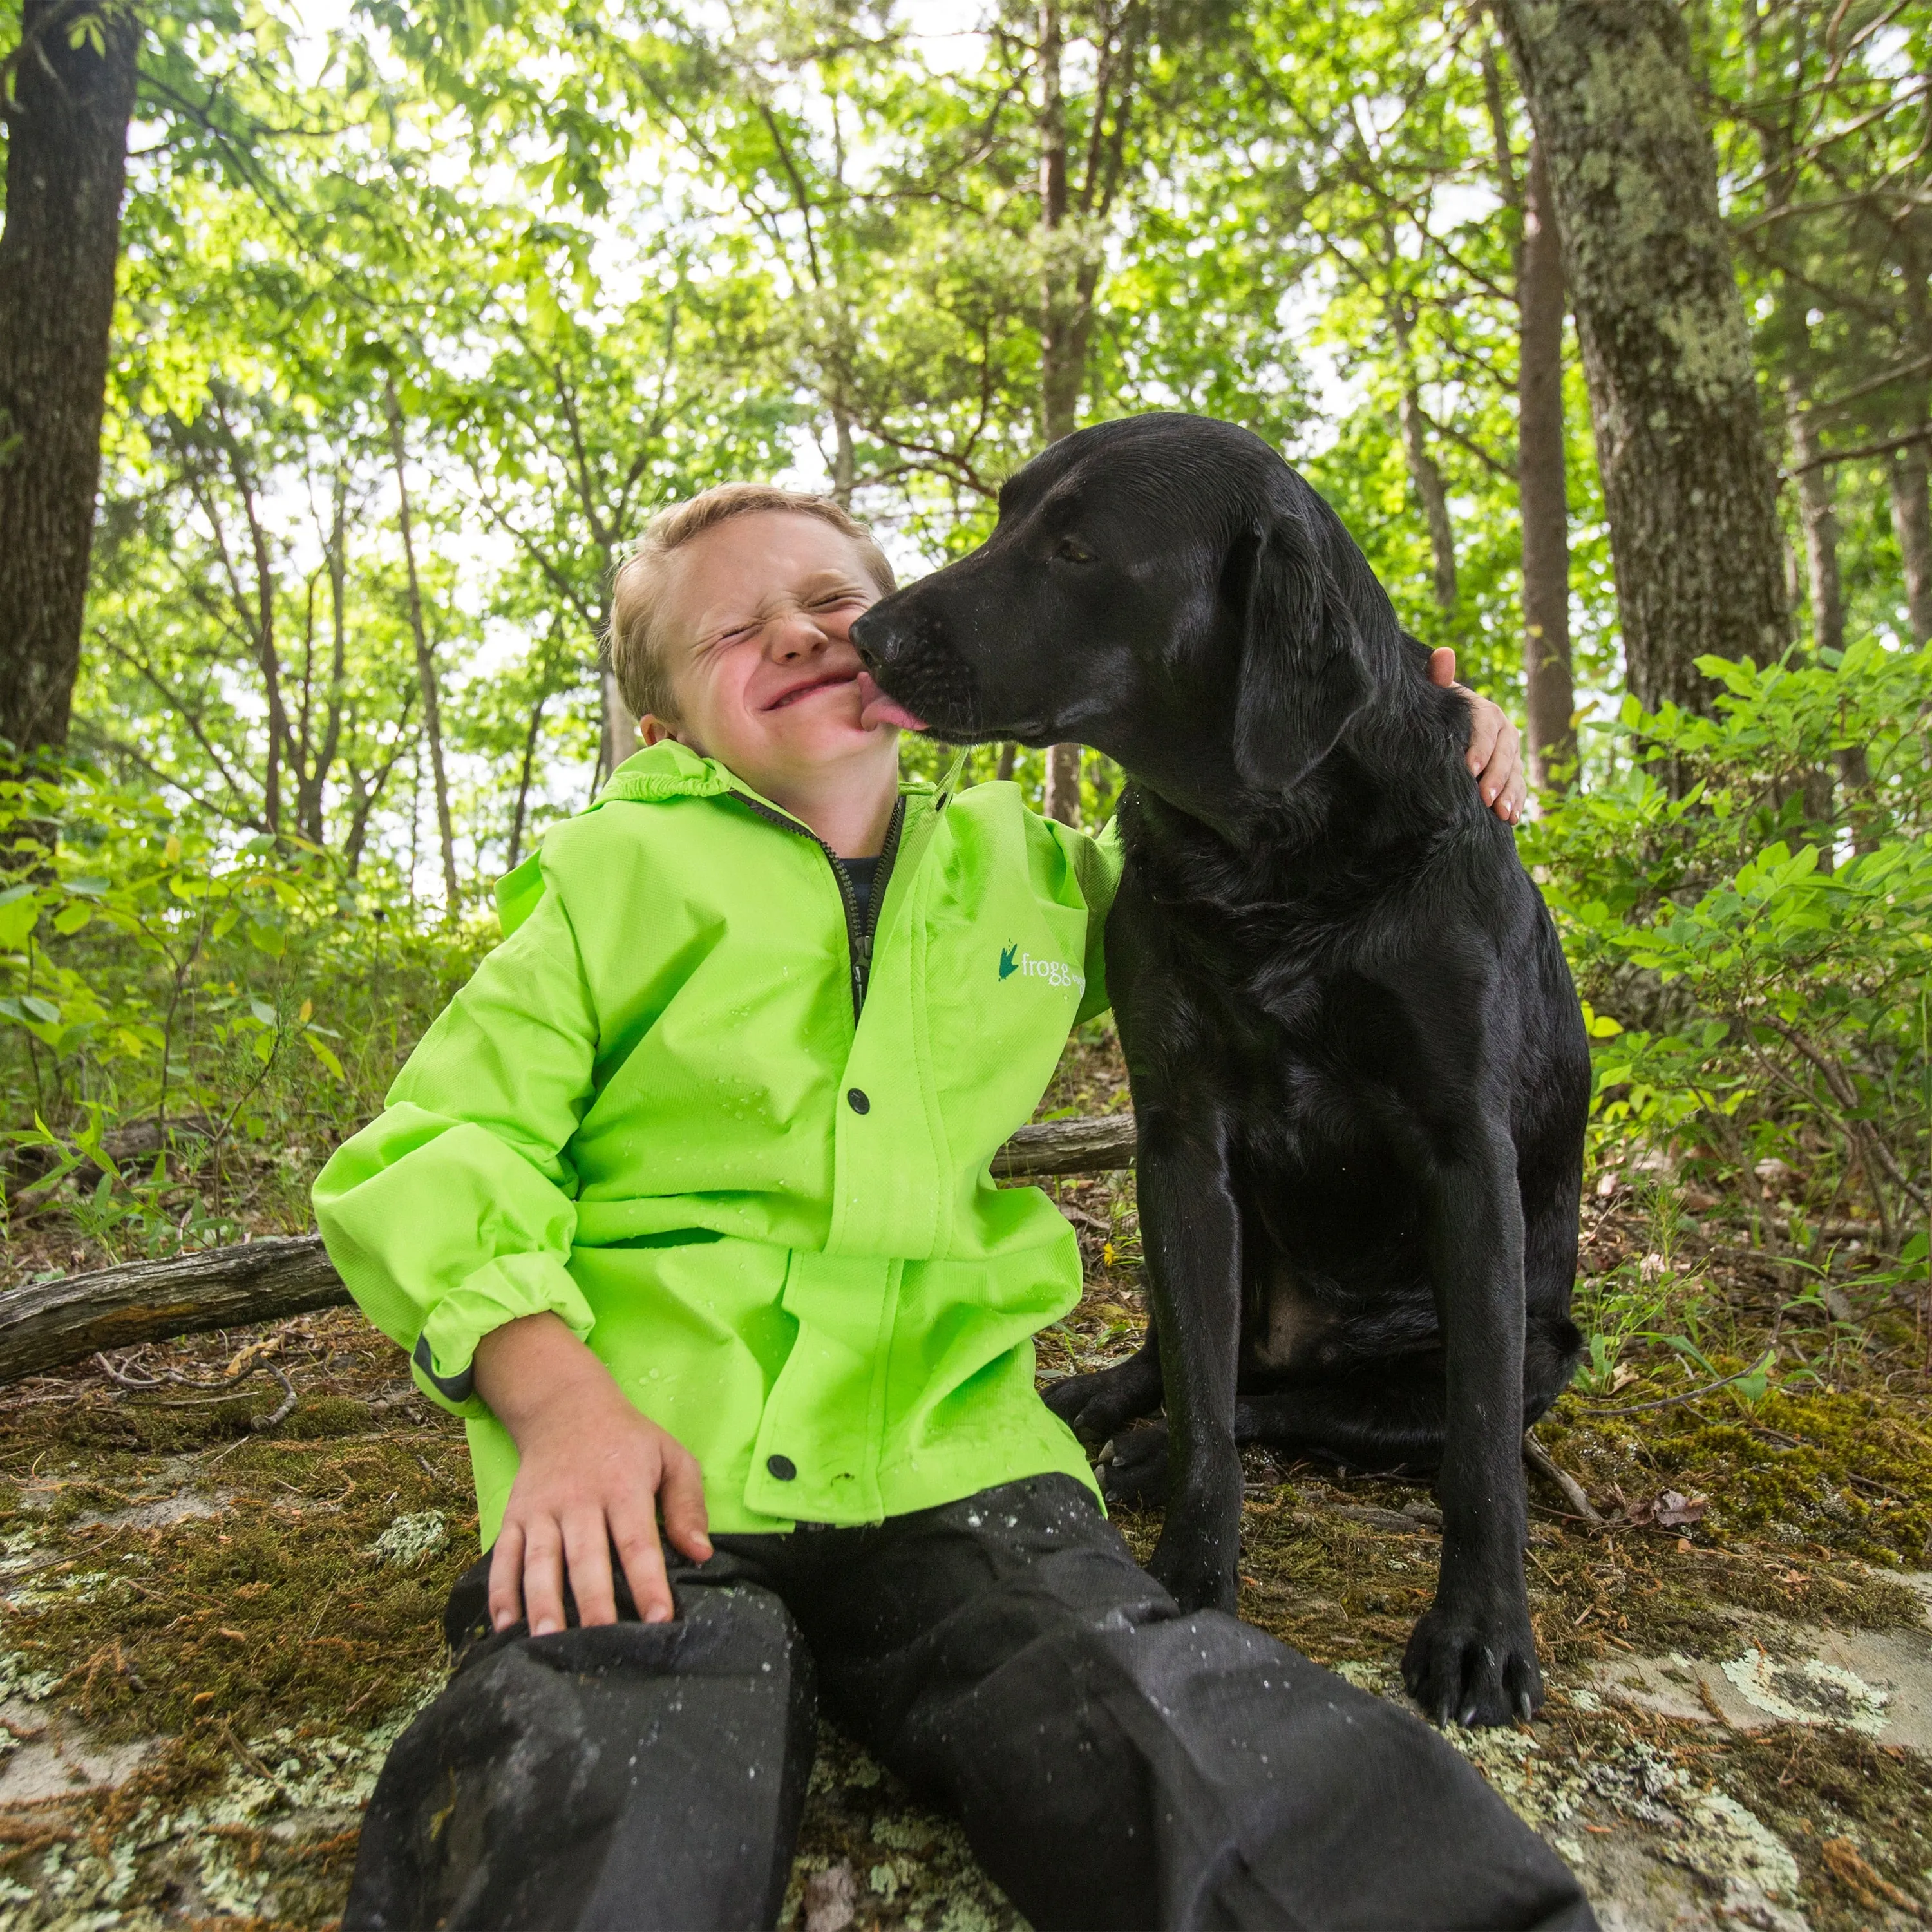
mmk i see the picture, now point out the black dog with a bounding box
[853,414,1590,1727]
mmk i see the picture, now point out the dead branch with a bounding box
[1522,1430,1605,1525]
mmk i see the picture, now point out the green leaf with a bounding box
[305,1033,346,1081]
[0,896,39,949]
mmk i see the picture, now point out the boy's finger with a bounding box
[562,1508,618,1628]
[488,1520,526,1633]
[521,1519,569,1637]
[1463,697,1501,778]
[659,1447,713,1566]
[609,1497,675,1625]
[1428,645,1457,687]
[1478,717,1523,812]
[1501,764,1528,822]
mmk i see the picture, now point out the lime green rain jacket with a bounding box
[312,741,1122,1544]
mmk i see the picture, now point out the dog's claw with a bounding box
[1043,1358,1162,1448]
[1404,1601,1544,1730]
[1097,1421,1170,1507]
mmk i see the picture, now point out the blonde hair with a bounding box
[607,484,896,722]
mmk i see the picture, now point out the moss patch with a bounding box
[1539,1389,1932,1569]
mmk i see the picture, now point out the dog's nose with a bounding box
[850,609,889,668]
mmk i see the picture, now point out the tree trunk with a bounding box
[1785,367,1871,850]
[0,0,141,759]
[384,376,460,912]
[299,468,350,844]
[1397,383,1457,621]
[507,692,545,871]
[1043,741,1081,826]
[1785,384,1844,656]
[1517,137,1575,793]
[832,404,856,510]
[342,699,411,880]
[224,430,290,835]
[996,742,1018,782]
[1038,0,1078,447]
[601,668,639,784]
[1496,0,1788,716]
[1036,0,1081,828]
[1891,444,1932,645]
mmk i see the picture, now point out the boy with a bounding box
[315,485,1593,1931]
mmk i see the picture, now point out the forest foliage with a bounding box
[0,0,1927,1343]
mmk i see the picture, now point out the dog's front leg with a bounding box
[1403,1121,1541,1726]
[1135,1101,1244,1615]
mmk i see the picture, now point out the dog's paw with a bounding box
[1097,1421,1170,1506]
[1042,1355,1162,1446]
[1401,1599,1544,1728]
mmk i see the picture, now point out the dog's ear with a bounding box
[1226,512,1370,792]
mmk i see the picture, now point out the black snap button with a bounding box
[846,1088,870,1114]
[766,1454,797,1482]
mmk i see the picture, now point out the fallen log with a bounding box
[0,1236,347,1387]
[990,1112,1137,1177]
[0,1113,1140,1385]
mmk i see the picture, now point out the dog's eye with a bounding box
[1056,538,1093,564]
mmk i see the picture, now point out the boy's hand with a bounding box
[1429,647,1526,824]
[472,1312,712,1635]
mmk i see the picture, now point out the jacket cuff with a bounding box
[411,1255,597,1416]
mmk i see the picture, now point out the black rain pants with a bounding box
[344,1474,1596,1932]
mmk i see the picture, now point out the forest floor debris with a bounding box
[1,1037,1929,1927]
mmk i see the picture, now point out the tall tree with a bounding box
[1497,0,1788,714]
[1037,0,1083,826]
[1893,444,1932,647]
[1515,137,1573,790]
[386,375,460,911]
[0,0,141,758]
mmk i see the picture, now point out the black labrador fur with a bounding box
[852,413,1591,1728]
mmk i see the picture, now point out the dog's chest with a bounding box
[1184,913,1374,1071]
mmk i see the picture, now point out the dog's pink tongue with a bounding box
[857,670,927,733]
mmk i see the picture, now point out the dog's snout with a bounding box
[850,609,895,668]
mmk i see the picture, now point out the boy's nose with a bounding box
[770,611,829,659]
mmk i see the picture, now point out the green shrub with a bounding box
[1522,638,1932,1264]
[0,766,486,1249]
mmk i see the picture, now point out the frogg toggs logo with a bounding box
[999,942,1083,992]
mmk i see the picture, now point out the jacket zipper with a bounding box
[733,793,907,1021]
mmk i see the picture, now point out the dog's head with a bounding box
[853,413,1405,802]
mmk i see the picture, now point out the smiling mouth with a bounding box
[764,674,856,712]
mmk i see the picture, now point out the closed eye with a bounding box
[1056,537,1094,564]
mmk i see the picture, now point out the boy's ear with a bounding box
[1226,515,1368,793]
[640,715,679,748]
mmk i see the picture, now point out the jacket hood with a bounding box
[596,739,738,804]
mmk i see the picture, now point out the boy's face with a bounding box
[645,513,898,784]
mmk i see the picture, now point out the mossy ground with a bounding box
[1,1018,1929,1927]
